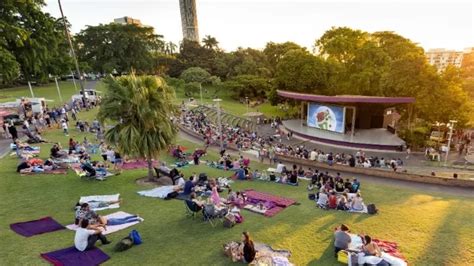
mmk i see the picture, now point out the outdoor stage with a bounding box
[283,119,405,151]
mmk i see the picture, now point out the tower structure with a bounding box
[179,0,200,42]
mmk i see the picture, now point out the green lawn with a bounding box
[0,81,86,105]
[0,108,473,265]
[174,85,288,118]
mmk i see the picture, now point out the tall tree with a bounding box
[315,27,368,63]
[461,51,474,99]
[98,74,177,180]
[1,0,72,83]
[264,41,304,76]
[75,23,164,74]
[274,49,329,94]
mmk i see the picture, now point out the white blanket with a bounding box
[137,186,174,198]
[66,211,142,235]
[79,194,120,211]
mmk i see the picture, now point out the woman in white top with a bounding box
[350,193,365,211]
[317,188,329,208]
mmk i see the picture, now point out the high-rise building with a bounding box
[179,0,199,42]
[113,16,143,27]
[425,48,464,71]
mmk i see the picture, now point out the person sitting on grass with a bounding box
[289,170,298,185]
[317,188,329,209]
[337,193,350,211]
[350,193,365,211]
[362,235,382,257]
[335,179,345,192]
[328,191,338,209]
[239,231,256,263]
[74,219,111,252]
[334,224,351,257]
[351,178,361,193]
[80,159,96,177]
[50,143,67,158]
[182,176,196,195]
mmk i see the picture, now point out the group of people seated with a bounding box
[316,189,365,211]
[184,175,245,224]
[73,201,141,252]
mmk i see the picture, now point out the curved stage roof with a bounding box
[277,90,415,104]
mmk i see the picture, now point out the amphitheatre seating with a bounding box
[192,105,256,130]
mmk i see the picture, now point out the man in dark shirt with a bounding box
[183,177,195,195]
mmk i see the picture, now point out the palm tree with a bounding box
[98,73,177,180]
[202,35,219,50]
[165,41,177,55]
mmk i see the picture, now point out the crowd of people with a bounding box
[179,108,404,173]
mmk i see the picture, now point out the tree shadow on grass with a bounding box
[307,242,341,266]
[413,199,473,265]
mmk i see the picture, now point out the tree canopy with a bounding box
[98,74,177,179]
[75,23,164,74]
[0,0,72,85]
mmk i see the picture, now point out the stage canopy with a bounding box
[277,90,415,104]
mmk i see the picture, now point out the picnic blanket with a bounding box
[137,186,175,199]
[41,246,110,266]
[53,156,80,164]
[79,194,120,211]
[243,189,297,217]
[65,211,142,235]
[122,160,157,170]
[20,169,68,175]
[10,217,65,237]
[224,241,292,265]
[347,234,407,266]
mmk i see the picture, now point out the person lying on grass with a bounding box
[74,219,111,251]
[75,203,140,231]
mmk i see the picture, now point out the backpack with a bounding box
[367,204,378,215]
[129,229,142,245]
[308,193,316,201]
[114,236,134,252]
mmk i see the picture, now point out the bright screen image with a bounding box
[307,103,345,133]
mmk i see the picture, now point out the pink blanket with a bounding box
[244,189,297,217]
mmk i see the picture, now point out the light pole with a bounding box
[58,0,86,105]
[199,83,203,105]
[444,120,457,166]
[213,98,223,151]
[245,96,249,114]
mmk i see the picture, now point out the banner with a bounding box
[307,103,345,133]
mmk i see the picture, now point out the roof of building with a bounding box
[277,90,415,104]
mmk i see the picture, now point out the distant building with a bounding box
[113,16,143,26]
[425,48,464,71]
[179,0,199,42]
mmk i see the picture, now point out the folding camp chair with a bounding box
[203,204,227,227]
[184,200,202,219]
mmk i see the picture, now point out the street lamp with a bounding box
[444,120,457,166]
[199,83,203,106]
[245,96,249,114]
[213,98,223,151]
[58,0,86,105]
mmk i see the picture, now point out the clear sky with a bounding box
[43,0,473,52]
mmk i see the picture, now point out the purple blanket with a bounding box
[10,217,65,237]
[41,246,110,266]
